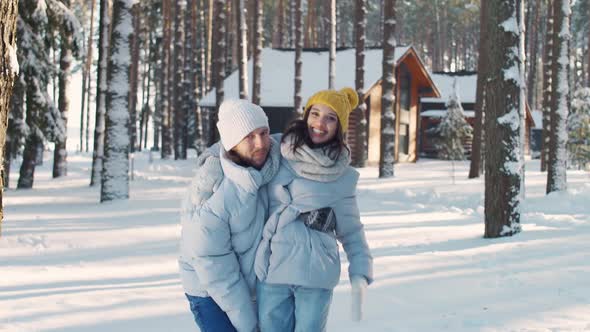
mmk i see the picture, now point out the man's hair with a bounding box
[281,110,349,161]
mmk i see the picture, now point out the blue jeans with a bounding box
[257,282,333,332]
[185,294,237,332]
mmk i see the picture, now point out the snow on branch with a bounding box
[46,0,85,57]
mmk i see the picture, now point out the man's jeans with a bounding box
[257,282,333,332]
[185,294,237,332]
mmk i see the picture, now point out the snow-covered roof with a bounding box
[200,46,412,107]
[420,109,476,118]
[421,73,477,104]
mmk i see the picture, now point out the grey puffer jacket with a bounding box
[255,138,373,290]
[178,136,280,332]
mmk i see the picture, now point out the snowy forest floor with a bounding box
[1,151,589,332]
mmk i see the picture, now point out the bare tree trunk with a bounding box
[82,0,96,154]
[469,0,488,179]
[100,0,133,202]
[206,0,213,91]
[160,0,173,159]
[236,0,248,100]
[273,0,285,48]
[252,0,262,105]
[0,0,18,219]
[484,0,524,238]
[527,0,540,106]
[211,0,226,144]
[328,0,336,89]
[546,0,570,194]
[379,0,396,179]
[129,3,141,153]
[173,0,187,160]
[294,0,303,115]
[352,0,367,167]
[91,0,109,186]
[4,76,25,189]
[53,1,73,178]
[541,0,553,172]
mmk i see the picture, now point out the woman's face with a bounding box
[306,104,339,145]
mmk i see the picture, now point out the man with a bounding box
[179,99,281,332]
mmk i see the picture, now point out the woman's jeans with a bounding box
[185,294,237,332]
[257,282,333,332]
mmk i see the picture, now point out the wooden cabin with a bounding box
[420,72,536,158]
[199,46,440,165]
[347,47,441,165]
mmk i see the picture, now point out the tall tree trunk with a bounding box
[236,0,248,100]
[541,0,553,172]
[527,0,540,106]
[294,0,303,115]
[273,0,285,48]
[83,0,96,153]
[209,0,226,145]
[174,0,187,160]
[53,0,73,178]
[206,0,213,91]
[0,0,18,219]
[100,0,132,202]
[379,0,396,179]
[91,0,109,186]
[469,0,489,179]
[546,0,570,194]
[352,0,367,167]
[252,0,262,104]
[160,0,173,158]
[5,76,25,189]
[328,0,336,89]
[484,0,524,238]
[129,3,141,153]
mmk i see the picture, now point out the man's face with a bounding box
[231,127,271,169]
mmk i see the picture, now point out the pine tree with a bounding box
[352,0,368,167]
[0,0,18,219]
[100,0,133,202]
[294,0,303,115]
[328,0,336,89]
[90,0,109,186]
[540,0,553,172]
[236,0,248,100]
[431,79,473,161]
[567,87,590,169]
[252,0,262,105]
[546,0,570,194]
[173,0,187,160]
[483,0,524,238]
[379,0,396,179]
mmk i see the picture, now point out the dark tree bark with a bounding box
[252,0,262,105]
[0,0,18,219]
[540,0,553,172]
[352,0,368,167]
[469,0,489,179]
[160,0,173,158]
[379,0,396,179]
[328,0,336,89]
[52,0,73,179]
[484,0,524,238]
[546,0,570,194]
[90,0,109,186]
[208,0,226,144]
[129,3,141,153]
[81,0,96,153]
[294,0,303,115]
[173,0,187,160]
[527,0,540,106]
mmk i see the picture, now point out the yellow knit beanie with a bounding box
[304,87,359,132]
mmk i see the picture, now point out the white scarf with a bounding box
[280,134,350,182]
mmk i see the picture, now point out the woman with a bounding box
[254,88,374,331]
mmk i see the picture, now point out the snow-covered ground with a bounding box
[1,152,589,332]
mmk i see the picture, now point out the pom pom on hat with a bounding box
[304,87,359,131]
[216,99,269,151]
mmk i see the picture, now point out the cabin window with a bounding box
[399,65,411,155]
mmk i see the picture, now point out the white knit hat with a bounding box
[216,99,269,150]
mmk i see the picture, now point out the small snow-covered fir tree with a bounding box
[568,87,590,170]
[431,78,473,161]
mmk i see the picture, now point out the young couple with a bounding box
[178,88,374,332]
